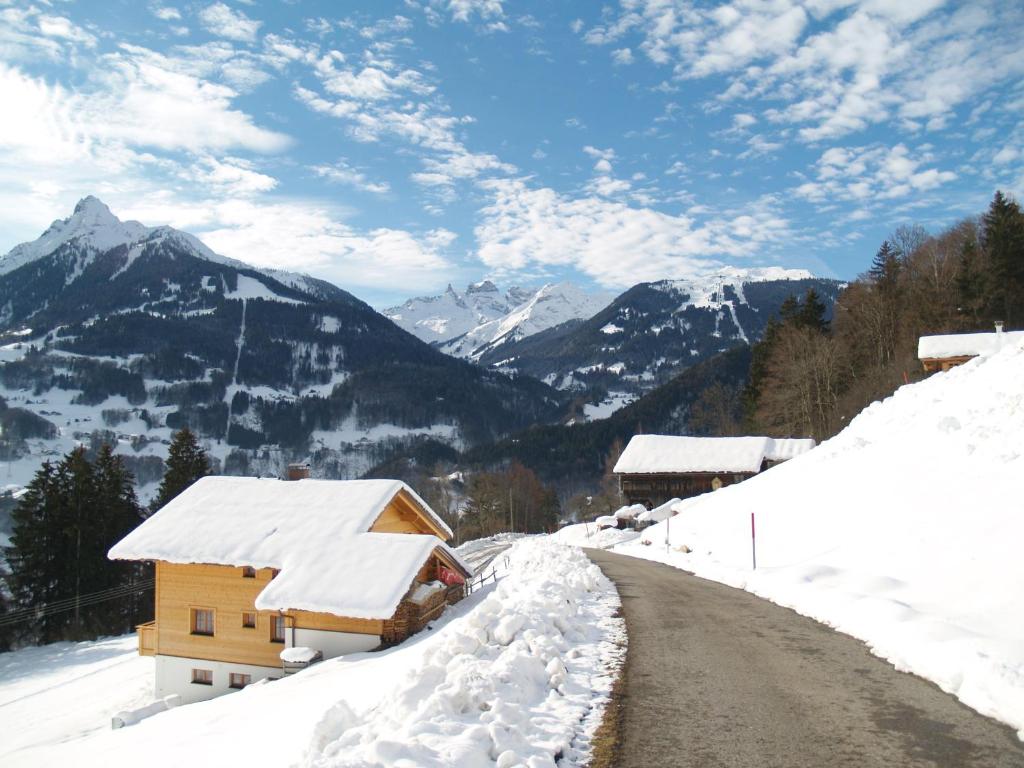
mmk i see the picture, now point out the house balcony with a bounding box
[137,621,157,656]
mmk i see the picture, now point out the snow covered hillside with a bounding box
[384,281,611,357]
[613,338,1024,737]
[1,539,624,767]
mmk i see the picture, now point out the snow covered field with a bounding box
[0,539,624,767]
[612,339,1024,738]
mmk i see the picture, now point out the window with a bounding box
[191,668,212,685]
[242,612,256,629]
[270,614,285,643]
[191,608,214,636]
[242,566,256,578]
[229,672,252,689]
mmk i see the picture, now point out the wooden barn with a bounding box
[613,434,815,508]
[918,324,1024,373]
[108,475,471,704]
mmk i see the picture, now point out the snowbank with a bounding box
[304,539,623,767]
[553,522,640,549]
[5,539,623,767]
[615,339,1024,737]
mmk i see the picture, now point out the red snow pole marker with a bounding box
[751,512,757,570]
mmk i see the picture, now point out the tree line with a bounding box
[741,191,1024,440]
[0,429,210,649]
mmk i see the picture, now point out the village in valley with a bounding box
[1,2,1024,767]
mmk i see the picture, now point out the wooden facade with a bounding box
[920,355,974,373]
[619,470,757,508]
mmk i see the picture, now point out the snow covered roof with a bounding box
[765,438,817,462]
[918,330,1024,360]
[108,477,467,620]
[613,435,816,475]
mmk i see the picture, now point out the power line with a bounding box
[0,578,154,628]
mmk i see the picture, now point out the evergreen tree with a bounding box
[955,238,985,327]
[869,240,902,291]
[797,288,830,333]
[981,191,1024,326]
[152,428,211,513]
[4,446,143,643]
[94,445,150,628]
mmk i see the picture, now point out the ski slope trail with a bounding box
[587,550,1024,768]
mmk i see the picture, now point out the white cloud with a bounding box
[474,178,789,287]
[445,0,505,23]
[153,7,183,22]
[612,47,634,65]
[586,1,1024,144]
[186,156,277,195]
[312,160,391,195]
[199,3,262,44]
[794,143,956,203]
[38,15,97,47]
[181,199,454,291]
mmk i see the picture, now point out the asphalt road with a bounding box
[586,549,1024,768]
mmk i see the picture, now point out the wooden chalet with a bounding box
[918,324,1024,373]
[108,473,471,704]
[613,434,815,508]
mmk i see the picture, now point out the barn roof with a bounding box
[108,476,468,620]
[613,435,815,475]
[918,330,1024,360]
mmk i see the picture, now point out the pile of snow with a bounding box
[553,521,640,549]
[4,539,623,768]
[613,503,647,520]
[305,539,623,767]
[636,498,681,524]
[615,339,1024,737]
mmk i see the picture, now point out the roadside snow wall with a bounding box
[304,539,624,767]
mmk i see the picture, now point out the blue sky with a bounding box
[1,0,1022,306]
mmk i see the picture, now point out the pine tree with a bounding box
[94,445,149,629]
[869,240,902,293]
[4,447,145,644]
[981,191,1024,326]
[797,288,830,333]
[152,428,211,513]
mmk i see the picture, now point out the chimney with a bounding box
[286,463,311,481]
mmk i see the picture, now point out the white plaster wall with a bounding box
[292,628,380,659]
[155,655,281,705]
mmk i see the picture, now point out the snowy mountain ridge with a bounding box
[384,280,612,357]
[0,198,564,501]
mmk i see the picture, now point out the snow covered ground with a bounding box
[0,538,624,767]
[552,522,640,549]
[611,338,1024,738]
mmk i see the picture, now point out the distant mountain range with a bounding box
[0,198,564,497]
[471,269,843,403]
[383,281,612,361]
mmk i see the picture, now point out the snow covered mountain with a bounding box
[0,198,563,498]
[474,268,842,401]
[383,281,612,359]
